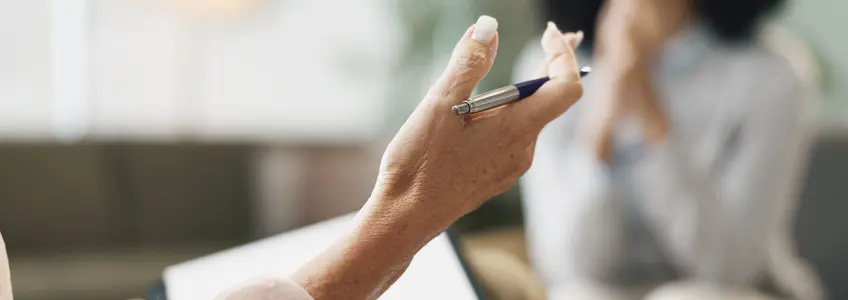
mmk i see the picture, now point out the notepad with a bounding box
[163,214,479,299]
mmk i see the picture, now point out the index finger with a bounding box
[534,23,583,78]
[515,23,584,127]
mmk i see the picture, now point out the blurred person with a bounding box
[0,16,587,300]
[517,0,822,299]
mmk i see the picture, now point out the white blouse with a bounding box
[517,23,818,297]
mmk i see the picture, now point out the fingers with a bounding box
[542,22,582,82]
[568,31,584,49]
[534,23,583,78]
[429,16,500,105]
[518,22,584,126]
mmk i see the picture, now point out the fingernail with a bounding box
[472,15,498,43]
[548,21,561,33]
[542,21,563,52]
[542,21,560,42]
[575,30,584,46]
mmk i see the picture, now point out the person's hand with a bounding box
[363,16,584,240]
[595,0,690,61]
[293,16,584,300]
[582,0,689,161]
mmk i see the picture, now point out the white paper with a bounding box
[164,214,478,300]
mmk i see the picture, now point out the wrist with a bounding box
[294,194,437,300]
[354,193,450,254]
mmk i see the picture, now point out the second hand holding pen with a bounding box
[452,66,591,115]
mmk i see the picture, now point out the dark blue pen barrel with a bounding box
[514,67,590,100]
[515,76,550,99]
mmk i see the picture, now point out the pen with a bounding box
[452,66,591,115]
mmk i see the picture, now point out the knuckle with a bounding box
[431,46,491,102]
[455,47,489,74]
[443,73,473,98]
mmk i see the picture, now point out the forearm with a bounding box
[292,195,445,300]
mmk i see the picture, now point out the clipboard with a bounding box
[150,214,488,299]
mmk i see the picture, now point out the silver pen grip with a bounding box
[461,86,520,114]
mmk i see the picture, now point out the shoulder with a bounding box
[722,41,801,84]
[706,41,815,131]
[714,40,809,110]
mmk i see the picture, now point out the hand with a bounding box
[582,0,687,161]
[294,16,584,300]
[364,18,584,238]
[595,0,691,60]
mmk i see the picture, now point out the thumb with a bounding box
[430,16,499,105]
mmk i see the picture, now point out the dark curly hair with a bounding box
[540,0,787,50]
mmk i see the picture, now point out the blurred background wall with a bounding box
[782,0,848,121]
[0,0,845,299]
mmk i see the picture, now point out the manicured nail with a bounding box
[575,30,584,47]
[542,21,563,52]
[547,21,559,32]
[565,30,584,49]
[472,15,498,43]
